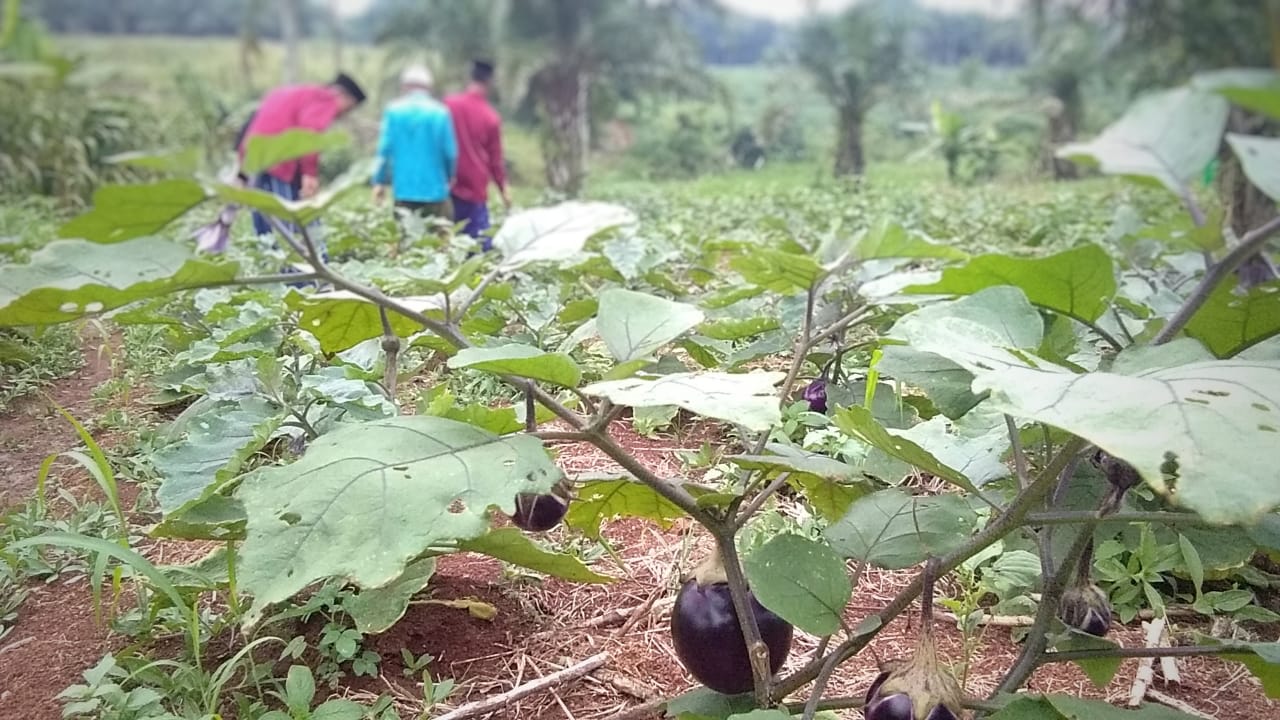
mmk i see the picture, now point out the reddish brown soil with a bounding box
[1,340,1277,720]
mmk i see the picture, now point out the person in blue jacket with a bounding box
[371,65,458,221]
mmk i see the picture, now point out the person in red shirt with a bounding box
[239,72,366,263]
[445,60,511,250]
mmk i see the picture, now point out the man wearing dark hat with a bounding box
[445,60,511,250]
[238,72,367,265]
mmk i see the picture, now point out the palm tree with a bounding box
[796,3,908,177]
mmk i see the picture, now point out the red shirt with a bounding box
[239,85,344,183]
[445,88,507,203]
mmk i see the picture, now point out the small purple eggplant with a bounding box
[511,492,569,532]
[670,554,793,695]
[1058,582,1113,638]
[802,378,828,413]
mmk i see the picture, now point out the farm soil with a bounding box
[1,340,1277,720]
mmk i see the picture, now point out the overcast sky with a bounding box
[334,0,1021,20]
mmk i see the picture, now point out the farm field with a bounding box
[4,4,1280,720]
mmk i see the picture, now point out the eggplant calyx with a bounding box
[690,552,731,586]
[874,636,964,720]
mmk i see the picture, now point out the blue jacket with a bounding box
[372,91,458,203]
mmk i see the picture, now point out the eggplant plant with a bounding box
[4,70,1280,720]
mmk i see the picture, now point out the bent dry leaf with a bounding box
[582,371,784,432]
[59,180,207,243]
[1057,86,1230,195]
[743,534,851,636]
[234,416,563,623]
[1183,279,1280,358]
[344,557,437,634]
[904,246,1115,323]
[457,528,612,583]
[825,489,980,569]
[494,202,636,271]
[565,478,688,540]
[0,237,239,327]
[918,331,1280,524]
[596,288,705,362]
[447,344,583,388]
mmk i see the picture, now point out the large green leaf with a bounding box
[596,288,705,362]
[730,249,822,293]
[1226,133,1280,203]
[457,528,612,583]
[852,220,968,261]
[59,180,207,243]
[1057,87,1230,194]
[153,397,283,514]
[832,406,978,493]
[1194,68,1280,121]
[582,371,783,432]
[898,411,1011,488]
[0,237,239,327]
[912,329,1280,524]
[698,316,781,341]
[494,202,636,271]
[989,694,1201,720]
[565,478,688,539]
[1183,279,1280,358]
[664,688,757,719]
[743,534,851,636]
[286,291,436,354]
[447,344,583,387]
[344,557,437,633]
[234,416,563,623]
[241,129,352,177]
[877,345,986,420]
[904,246,1115,323]
[825,489,980,569]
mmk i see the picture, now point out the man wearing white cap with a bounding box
[372,65,458,221]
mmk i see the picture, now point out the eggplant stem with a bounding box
[711,528,773,707]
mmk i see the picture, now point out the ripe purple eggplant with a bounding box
[864,559,963,720]
[670,554,794,695]
[510,492,569,532]
[802,379,828,413]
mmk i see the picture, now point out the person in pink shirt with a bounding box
[238,72,366,265]
[445,60,511,250]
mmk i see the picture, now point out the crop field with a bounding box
[4,4,1280,720]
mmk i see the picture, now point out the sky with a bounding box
[333,0,1021,21]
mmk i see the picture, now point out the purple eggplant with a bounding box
[670,555,793,695]
[510,493,569,532]
[802,379,828,413]
[1058,582,1113,638]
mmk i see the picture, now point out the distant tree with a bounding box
[1024,7,1105,179]
[376,0,707,196]
[279,0,302,83]
[796,2,909,177]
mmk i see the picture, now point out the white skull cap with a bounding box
[401,65,433,89]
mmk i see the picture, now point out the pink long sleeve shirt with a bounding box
[239,84,345,183]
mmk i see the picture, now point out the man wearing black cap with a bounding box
[238,72,367,263]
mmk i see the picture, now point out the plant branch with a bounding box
[1005,415,1030,489]
[378,307,400,401]
[735,472,791,530]
[1027,510,1212,527]
[532,430,588,443]
[455,265,504,321]
[1041,645,1245,664]
[584,426,710,525]
[772,436,1088,698]
[709,526,773,707]
[1154,214,1280,345]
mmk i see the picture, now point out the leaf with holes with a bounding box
[911,327,1280,524]
[582,371,783,432]
[1183,279,1280,358]
[744,534,851,636]
[458,528,612,583]
[904,246,1114,323]
[1226,134,1280,203]
[234,416,563,623]
[448,345,583,387]
[59,180,207,243]
[1057,86,1230,195]
[0,237,239,327]
[494,202,636,271]
[596,288,705,362]
[565,478,688,540]
[825,489,980,569]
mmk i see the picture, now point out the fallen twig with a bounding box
[1146,689,1215,719]
[433,652,608,720]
